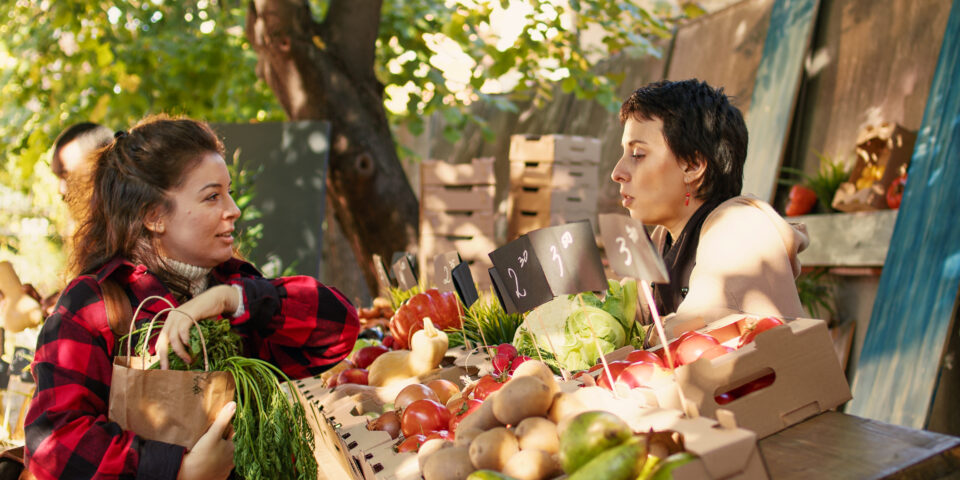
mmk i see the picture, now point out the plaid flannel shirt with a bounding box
[23,257,359,480]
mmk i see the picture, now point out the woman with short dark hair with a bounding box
[612,79,807,336]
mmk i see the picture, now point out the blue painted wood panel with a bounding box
[742,0,820,202]
[847,0,960,429]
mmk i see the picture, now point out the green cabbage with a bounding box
[513,296,627,372]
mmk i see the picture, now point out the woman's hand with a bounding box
[178,401,236,480]
[157,285,239,369]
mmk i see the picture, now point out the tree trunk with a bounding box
[247,0,419,294]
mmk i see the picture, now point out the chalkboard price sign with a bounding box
[391,253,418,291]
[434,251,462,293]
[527,220,608,296]
[452,262,479,308]
[598,213,669,283]
[488,236,554,314]
[488,267,519,314]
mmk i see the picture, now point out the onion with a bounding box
[367,410,401,439]
[426,379,460,405]
[394,383,439,412]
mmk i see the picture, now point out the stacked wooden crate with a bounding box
[507,134,602,240]
[419,157,496,291]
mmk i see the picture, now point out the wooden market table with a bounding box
[759,411,960,479]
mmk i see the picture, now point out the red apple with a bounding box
[615,361,659,389]
[337,368,369,385]
[352,345,390,369]
[699,344,735,361]
[626,349,665,367]
[595,361,632,391]
[675,332,720,365]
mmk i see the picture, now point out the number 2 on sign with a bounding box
[615,237,632,266]
[507,267,527,298]
[550,245,564,277]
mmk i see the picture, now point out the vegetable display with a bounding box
[368,317,449,386]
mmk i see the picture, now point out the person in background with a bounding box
[50,122,114,228]
[610,79,808,339]
[24,114,360,480]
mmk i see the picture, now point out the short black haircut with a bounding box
[619,79,747,204]
[51,122,113,178]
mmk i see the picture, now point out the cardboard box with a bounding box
[421,185,495,213]
[421,157,495,186]
[421,211,496,238]
[636,316,852,439]
[509,160,553,187]
[508,134,602,163]
[832,122,916,212]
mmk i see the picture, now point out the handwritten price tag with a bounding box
[372,254,393,296]
[598,214,669,283]
[488,236,553,313]
[434,251,461,293]
[527,220,607,296]
[488,267,519,314]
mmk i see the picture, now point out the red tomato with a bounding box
[401,399,452,437]
[336,368,369,385]
[473,374,509,400]
[626,350,665,367]
[785,184,817,216]
[396,434,427,453]
[447,398,483,432]
[737,317,785,349]
[699,345,735,360]
[595,361,632,391]
[615,362,659,389]
[739,373,776,395]
[352,345,390,369]
[675,332,720,365]
[424,430,453,442]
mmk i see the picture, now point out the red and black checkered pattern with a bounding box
[24,257,359,479]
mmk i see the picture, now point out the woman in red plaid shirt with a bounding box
[23,115,360,479]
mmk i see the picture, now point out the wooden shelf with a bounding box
[792,210,898,268]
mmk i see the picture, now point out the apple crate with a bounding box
[421,211,495,239]
[421,157,495,186]
[508,134,602,164]
[509,160,553,187]
[421,185,495,214]
[551,162,600,190]
[656,316,852,439]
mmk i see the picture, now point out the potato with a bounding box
[468,427,519,471]
[422,445,474,480]
[455,398,502,437]
[511,361,560,397]
[513,417,559,454]
[418,439,453,471]
[502,449,562,480]
[548,391,589,429]
[492,376,553,425]
[454,427,484,447]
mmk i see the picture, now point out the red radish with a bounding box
[508,355,531,374]
[336,368,369,385]
[352,345,390,369]
[492,352,513,374]
[675,332,720,365]
[626,349,665,367]
[494,343,518,360]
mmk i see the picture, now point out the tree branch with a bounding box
[321,0,382,85]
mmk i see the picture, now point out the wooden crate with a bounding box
[508,134,601,163]
[421,185,495,213]
[421,157,495,186]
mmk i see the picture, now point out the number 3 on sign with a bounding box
[550,245,564,277]
[615,237,632,266]
[507,268,527,298]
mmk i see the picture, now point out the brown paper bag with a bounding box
[108,303,235,448]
